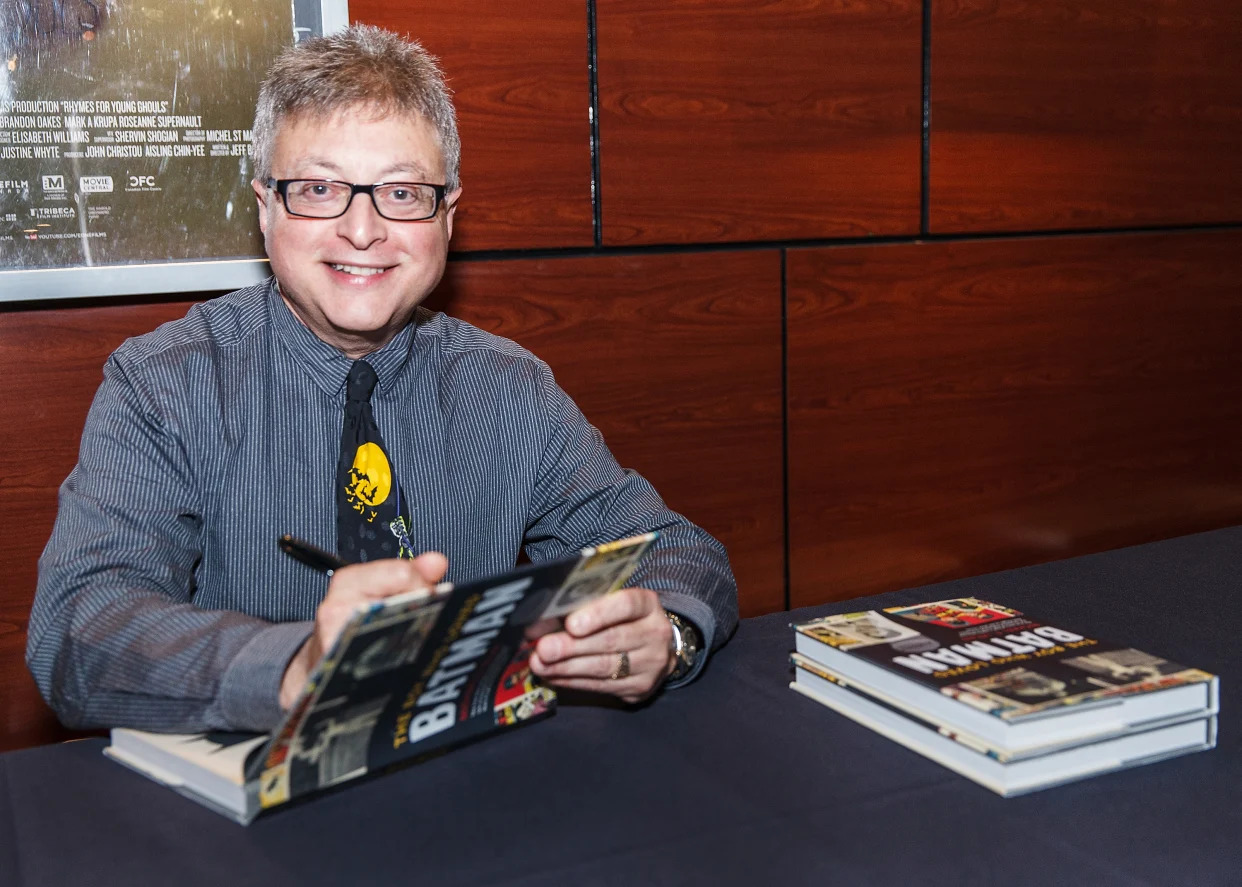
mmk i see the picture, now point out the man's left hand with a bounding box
[529,587,674,704]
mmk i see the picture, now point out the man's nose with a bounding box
[335,190,386,249]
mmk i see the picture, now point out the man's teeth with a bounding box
[330,264,385,276]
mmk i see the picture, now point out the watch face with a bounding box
[681,621,701,657]
[682,640,699,668]
[665,611,703,681]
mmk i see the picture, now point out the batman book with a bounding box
[105,533,655,824]
[791,598,1218,760]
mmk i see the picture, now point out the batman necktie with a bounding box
[337,359,412,563]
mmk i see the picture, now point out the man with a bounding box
[27,25,738,734]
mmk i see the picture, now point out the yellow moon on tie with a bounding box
[350,442,392,506]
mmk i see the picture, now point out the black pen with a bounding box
[279,534,348,576]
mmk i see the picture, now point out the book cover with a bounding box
[792,597,1218,755]
[106,533,655,823]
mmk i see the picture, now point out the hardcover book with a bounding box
[105,533,655,824]
[790,656,1217,797]
[790,597,1218,792]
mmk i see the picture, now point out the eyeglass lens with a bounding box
[282,180,439,220]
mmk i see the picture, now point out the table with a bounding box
[2,528,1239,886]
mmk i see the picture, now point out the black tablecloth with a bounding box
[3,528,1239,886]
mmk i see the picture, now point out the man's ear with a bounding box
[252,178,270,234]
[443,188,462,241]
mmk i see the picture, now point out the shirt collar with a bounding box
[267,278,418,398]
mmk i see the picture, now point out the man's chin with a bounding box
[280,302,398,356]
[323,308,420,356]
[324,324,395,356]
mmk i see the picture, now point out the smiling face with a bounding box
[253,107,461,358]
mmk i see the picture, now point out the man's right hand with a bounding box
[279,553,449,710]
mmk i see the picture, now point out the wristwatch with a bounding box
[664,610,702,682]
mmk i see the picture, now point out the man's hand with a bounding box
[279,553,449,709]
[529,587,674,704]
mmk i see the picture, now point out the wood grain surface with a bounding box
[424,252,775,616]
[6,0,1238,753]
[596,0,922,245]
[349,0,594,250]
[426,251,785,617]
[0,300,196,751]
[930,0,1242,232]
[0,250,783,750]
[787,230,1242,607]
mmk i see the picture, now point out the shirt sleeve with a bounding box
[26,353,309,733]
[521,364,739,683]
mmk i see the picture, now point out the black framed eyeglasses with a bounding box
[265,178,448,221]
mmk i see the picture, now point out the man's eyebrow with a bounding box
[284,157,436,181]
[381,163,435,181]
[285,155,342,175]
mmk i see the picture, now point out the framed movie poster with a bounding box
[0,0,349,302]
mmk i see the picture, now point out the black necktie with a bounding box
[337,360,411,563]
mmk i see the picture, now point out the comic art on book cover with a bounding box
[796,598,1215,722]
[253,535,654,809]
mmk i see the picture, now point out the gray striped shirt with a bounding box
[28,280,738,732]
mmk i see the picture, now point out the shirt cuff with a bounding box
[217,620,314,731]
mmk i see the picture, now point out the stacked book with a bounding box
[790,598,1218,796]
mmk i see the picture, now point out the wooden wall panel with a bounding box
[6,0,1238,754]
[787,231,1242,607]
[930,0,1242,232]
[596,0,922,245]
[0,249,781,750]
[0,301,195,751]
[426,252,785,617]
[350,0,593,251]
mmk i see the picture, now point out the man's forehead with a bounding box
[274,105,444,175]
